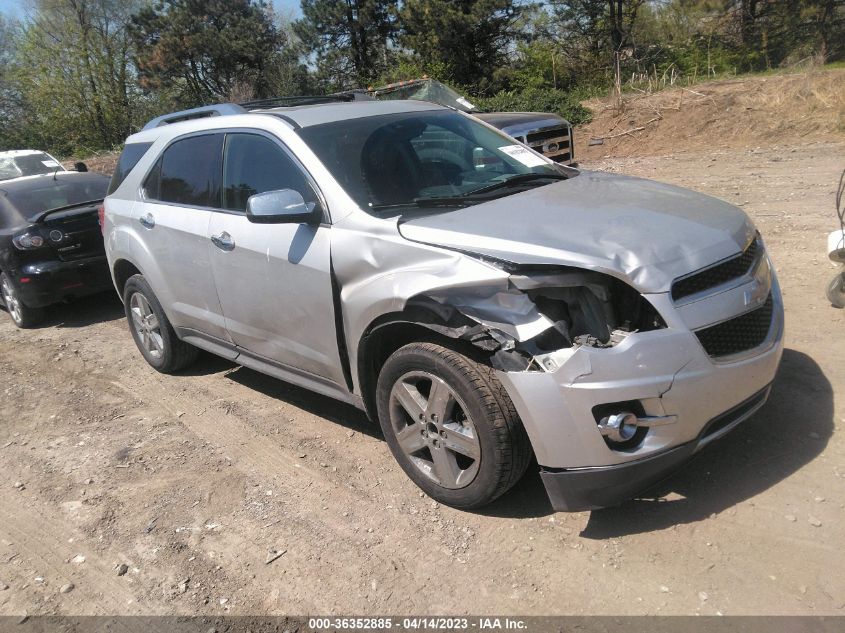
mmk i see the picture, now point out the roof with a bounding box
[259,99,445,128]
[0,150,46,158]
[130,99,447,143]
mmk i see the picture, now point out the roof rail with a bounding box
[239,91,372,110]
[141,104,247,131]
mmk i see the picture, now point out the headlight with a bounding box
[12,231,46,250]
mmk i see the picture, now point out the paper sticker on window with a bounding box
[42,160,60,168]
[498,144,549,168]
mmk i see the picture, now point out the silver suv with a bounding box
[103,98,784,512]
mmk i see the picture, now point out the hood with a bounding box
[397,171,757,294]
[474,112,570,137]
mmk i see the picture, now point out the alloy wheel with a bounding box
[129,292,164,359]
[388,370,481,489]
[1,276,22,325]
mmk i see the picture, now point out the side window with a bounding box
[108,142,152,195]
[222,133,317,212]
[145,134,223,207]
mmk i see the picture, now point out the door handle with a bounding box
[139,213,155,229]
[211,231,235,251]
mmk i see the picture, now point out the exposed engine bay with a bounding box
[399,267,666,372]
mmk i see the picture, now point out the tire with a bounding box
[123,274,198,373]
[827,270,845,309]
[376,342,532,509]
[0,272,44,328]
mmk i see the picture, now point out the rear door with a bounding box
[207,131,344,384]
[139,133,230,341]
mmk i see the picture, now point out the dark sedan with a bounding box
[0,172,111,327]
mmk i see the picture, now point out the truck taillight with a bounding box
[97,204,105,235]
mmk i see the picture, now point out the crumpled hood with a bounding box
[398,171,757,294]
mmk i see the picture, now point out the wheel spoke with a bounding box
[149,331,164,353]
[431,446,461,487]
[441,428,479,460]
[137,295,151,317]
[395,424,426,455]
[426,378,454,421]
[130,306,144,329]
[145,313,159,331]
[394,381,426,422]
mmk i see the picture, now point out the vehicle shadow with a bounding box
[479,349,833,525]
[41,291,124,328]
[222,365,379,439]
[580,348,833,537]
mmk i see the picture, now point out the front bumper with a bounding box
[540,384,772,511]
[497,275,784,512]
[11,256,112,308]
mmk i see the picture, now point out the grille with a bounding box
[694,293,774,357]
[672,239,760,301]
[521,126,572,164]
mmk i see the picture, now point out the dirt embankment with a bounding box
[575,68,845,161]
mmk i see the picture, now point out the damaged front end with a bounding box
[401,267,666,373]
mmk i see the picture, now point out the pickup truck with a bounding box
[369,79,575,165]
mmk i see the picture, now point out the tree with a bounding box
[5,0,148,152]
[130,0,285,106]
[294,0,398,90]
[548,0,646,72]
[0,15,22,149]
[399,0,524,89]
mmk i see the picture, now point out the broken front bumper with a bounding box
[496,281,784,512]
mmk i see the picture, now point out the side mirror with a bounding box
[246,189,322,225]
[74,161,88,172]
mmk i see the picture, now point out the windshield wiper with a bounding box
[463,172,568,197]
[369,173,568,212]
[370,198,478,212]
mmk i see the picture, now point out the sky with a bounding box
[0,0,302,21]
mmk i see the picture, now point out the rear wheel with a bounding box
[827,270,845,308]
[376,342,531,509]
[123,274,198,373]
[0,272,44,328]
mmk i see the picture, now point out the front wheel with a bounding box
[827,270,845,308]
[0,272,44,328]
[123,274,198,373]
[376,342,531,509]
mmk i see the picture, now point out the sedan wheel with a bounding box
[1,275,23,325]
[0,272,44,328]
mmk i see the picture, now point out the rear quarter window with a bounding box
[108,142,153,195]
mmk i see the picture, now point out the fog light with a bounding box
[598,412,639,442]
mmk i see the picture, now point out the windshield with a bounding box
[373,80,477,112]
[297,110,567,215]
[0,153,65,181]
[4,176,108,219]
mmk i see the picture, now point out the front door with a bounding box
[207,132,344,385]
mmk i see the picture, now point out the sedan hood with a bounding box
[398,171,757,294]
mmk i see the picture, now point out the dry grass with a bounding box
[577,68,845,159]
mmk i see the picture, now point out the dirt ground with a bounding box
[3,114,845,617]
